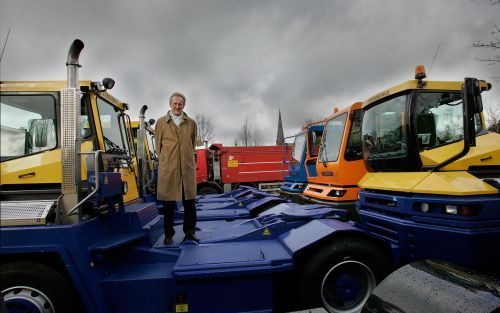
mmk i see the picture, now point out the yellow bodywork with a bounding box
[1,141,93,184]
[130,121,154,172]
[363,80,489,108]
[419,132,500,170]
[359,171,497,196]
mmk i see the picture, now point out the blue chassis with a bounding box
[357,190,500,269]
[1,196,358,313]
[3,172,499,312]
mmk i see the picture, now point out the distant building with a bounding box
[276,109,284,146]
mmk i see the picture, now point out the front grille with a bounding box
[0,200,56,226]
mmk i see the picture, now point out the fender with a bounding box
[279,218,365,254]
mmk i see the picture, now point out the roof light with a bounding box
[415,65,426,80]
[333,107,339,114]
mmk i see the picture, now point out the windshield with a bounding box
[1,94,57,160]
[292,133,306,163]
[96,97,129,153]
[345,110,363,161]
[320,113,347,162]
[362,94,407,161]
[414,91,483,150]
[146,129,156,157]
[308,129,323,157]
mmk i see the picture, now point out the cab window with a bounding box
[414,91,482,150]
[292,133,306,162]
[345,110,363,161]
[321,113,347,162]
[1,94,57,160]
[96,97,129,154]
[362,94,407,160]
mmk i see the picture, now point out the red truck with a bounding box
[195,144,291,194]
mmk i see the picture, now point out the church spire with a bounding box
[276,108,284,146]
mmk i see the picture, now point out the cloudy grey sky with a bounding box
[1,0,499,145]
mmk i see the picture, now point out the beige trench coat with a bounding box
[155,111,197,201]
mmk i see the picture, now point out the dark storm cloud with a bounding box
[1,0,498,144]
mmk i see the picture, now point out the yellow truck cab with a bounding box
[359,66,499,196]
[355,66,499,271]
[1,76,140,222]
[131,116,157,197]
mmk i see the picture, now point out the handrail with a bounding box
[67,150,102,216]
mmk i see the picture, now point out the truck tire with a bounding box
[197,185,220,195]
[298,238,390,313]
[1,262,80,313]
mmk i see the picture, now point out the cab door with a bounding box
[91,93,139,203]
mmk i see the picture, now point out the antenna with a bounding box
[428,42,441,77]
[0,28,11,63]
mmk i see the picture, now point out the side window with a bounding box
[414,91,481,150]
[146,130,156,158]
[80,97,93,139]
[345,110,363,161]
[1,94,57,160]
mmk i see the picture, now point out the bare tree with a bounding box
[485,101,500,133]
[251,128,263,146]
[195,114,215,146]
[234,117,264,146]
[473,0,500,64]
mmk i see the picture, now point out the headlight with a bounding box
[445,204,458,215]
[420,202,429,213]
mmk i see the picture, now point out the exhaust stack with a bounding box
[137,105,148,196]
[66,39,84,89]
[60,39,84,224]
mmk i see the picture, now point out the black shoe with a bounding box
[164,237,173,245]
[183,234,199,243]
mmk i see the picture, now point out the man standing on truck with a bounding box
[155,92,199,244]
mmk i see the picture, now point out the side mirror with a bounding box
[102,78,115,90]
[462,78,483,148]
[148,118,156,126]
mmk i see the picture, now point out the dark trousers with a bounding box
[163,198,196,238]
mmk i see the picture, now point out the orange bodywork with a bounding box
[303,102,366,205]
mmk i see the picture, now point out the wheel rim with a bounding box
[321,260,376,313]
[2,286,55,313]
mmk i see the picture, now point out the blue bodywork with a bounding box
[1,172,360,313]
[280,125,324,197]
[151,175,289,221]
[357,190,500,269]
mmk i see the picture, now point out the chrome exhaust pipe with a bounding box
[66,39,84,89]
[138,105,148,195]
[61,39,84,224]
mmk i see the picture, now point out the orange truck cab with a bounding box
[302,102,366,219]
